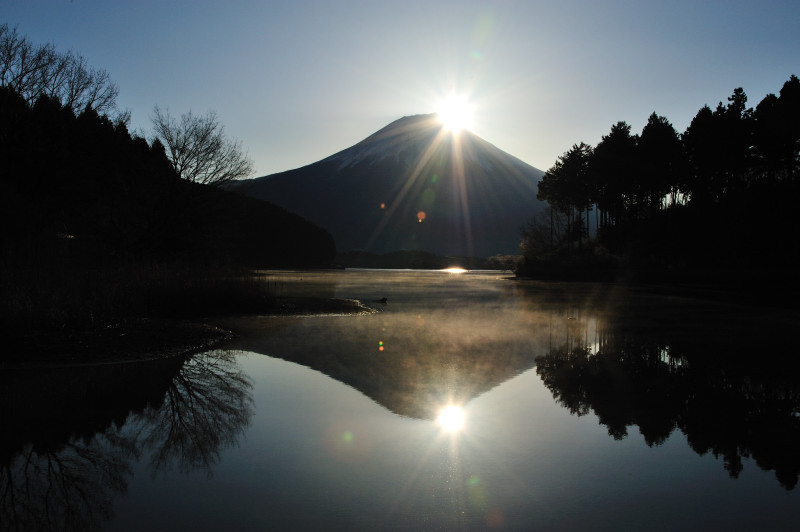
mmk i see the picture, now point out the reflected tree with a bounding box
[136,350,254,476]
[536,339,684,445]
[0,350,254,529]
[0,429,136,531]
[526,287,800,489]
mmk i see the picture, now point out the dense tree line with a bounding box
[0,84,336,335]
[0,85,335,268]
[1,23,253,188]
[0,24,339,341]
[521,76,800,283]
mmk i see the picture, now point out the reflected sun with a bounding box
[435,94,473,133]
[437,405,465,432]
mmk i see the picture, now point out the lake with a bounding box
[2,269,799,530]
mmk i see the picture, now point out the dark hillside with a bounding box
[0,86,336,345]
[0,86,335,268]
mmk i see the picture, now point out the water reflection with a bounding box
[224,303,545,420]
[0,433,135,531]
[437,405,465,432]
[518,283,800,490]
[225,272,800,493]
[0,350,253,530]
[136,351,254,476]
[226,272,570,425]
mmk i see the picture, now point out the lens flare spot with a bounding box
[437,405,465,432]
[378,340,384,352]
[467,474,489,509]
[380,202,386,209]
[417,211,426,222]
[486,508,505,528]
[323,424,371,463]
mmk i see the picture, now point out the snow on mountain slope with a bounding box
[326,115,438,169]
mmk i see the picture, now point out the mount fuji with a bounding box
[233,114,545,257]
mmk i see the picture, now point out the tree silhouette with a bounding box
[682,88,754,204]
[151,105,254,186]
[0,24,124,121]
[637,113,687,211]
[589,121,638,229]
[524,75,799,283]
[536,142,593,251]
[752,75,800,182]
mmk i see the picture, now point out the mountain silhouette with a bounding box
[234,114,545,256]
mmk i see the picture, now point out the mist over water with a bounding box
[3,270,799,530]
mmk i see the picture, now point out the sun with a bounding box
[437,405,465,432]
[435,94,473,133]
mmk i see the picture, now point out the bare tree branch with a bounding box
[151,106,254,186]
[0,24,121,118]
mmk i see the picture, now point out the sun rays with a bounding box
[355,95,537,257]
[357,113,477,256]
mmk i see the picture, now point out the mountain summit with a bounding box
[235,114,545,257]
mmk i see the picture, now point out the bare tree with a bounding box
[0,24,122,119]
[61,53,119,113]
[151,105,254,186]
[0,24,52,102]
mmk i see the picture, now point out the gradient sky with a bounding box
[5,0,799,177]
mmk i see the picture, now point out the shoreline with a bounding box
[2,297,376,369]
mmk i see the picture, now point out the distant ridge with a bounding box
[233,114,545,257]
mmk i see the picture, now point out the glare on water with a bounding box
[436,405,465,432]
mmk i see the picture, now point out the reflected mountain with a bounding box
[222,274,800,491]
[518,282,800,490]
[0,350,253,530]
[219,270,552,420]
[224,301,547,421]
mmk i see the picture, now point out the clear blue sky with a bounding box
[5,0,799,176]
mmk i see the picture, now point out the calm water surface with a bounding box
[2,270,799,530]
